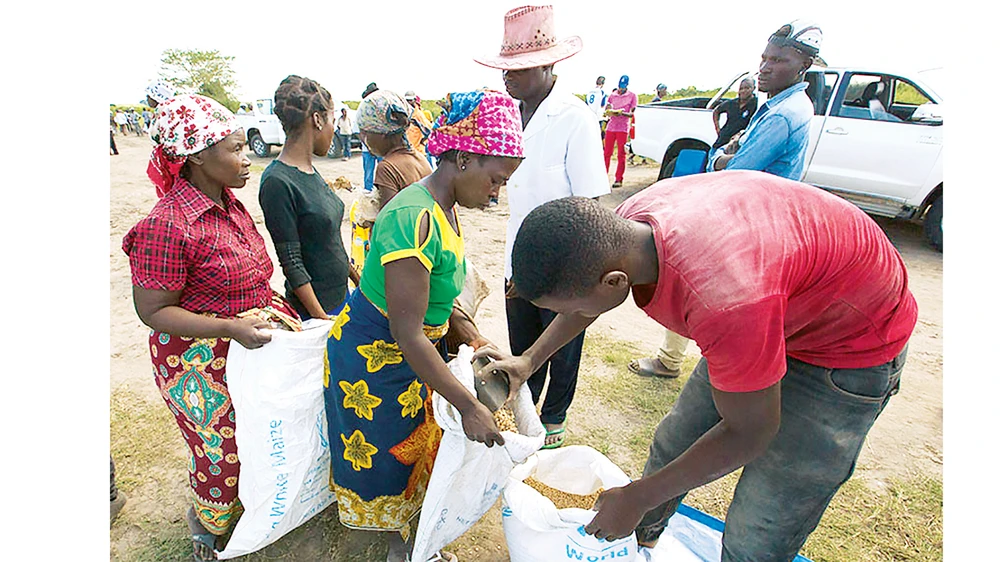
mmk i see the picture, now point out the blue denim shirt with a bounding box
[712,82,813,181]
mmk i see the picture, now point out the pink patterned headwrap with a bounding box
[426,90,524,159]
[147,94,240,197]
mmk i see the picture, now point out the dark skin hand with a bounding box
[133,287,272,349]
[385,249,503,447]
[585,382,781,542]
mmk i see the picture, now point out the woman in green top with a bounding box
[324,90,524,562]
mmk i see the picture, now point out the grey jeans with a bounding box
[635,348,906,562]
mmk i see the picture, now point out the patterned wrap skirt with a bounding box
[324,289,448,535]
[150,294,300,534]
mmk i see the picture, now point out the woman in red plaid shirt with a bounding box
[122,94,301,562]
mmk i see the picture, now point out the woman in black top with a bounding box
[260,75,360,320]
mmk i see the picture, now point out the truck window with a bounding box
[804,72,839,115]
[833,74,901,122]
[256,99,275,115]
[890,79,937,123]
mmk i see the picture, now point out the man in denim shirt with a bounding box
[711,20,822,181]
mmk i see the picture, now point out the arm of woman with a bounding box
[259,175,328,319]
[133,287,272,349]
[385,258,503,446]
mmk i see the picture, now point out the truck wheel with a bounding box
[923,196,942,252]
[249,132,271,158]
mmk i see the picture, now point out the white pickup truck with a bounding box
[236,99,286,158]
[631,67,944,250]
[236,99,362,158]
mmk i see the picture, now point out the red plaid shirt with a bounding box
[122,179,274,316]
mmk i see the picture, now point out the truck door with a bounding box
[803,72,943,203]
[802,71,839,164]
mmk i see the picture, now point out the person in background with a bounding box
[356,90,433,210]
[142,107,153,130]
[586,75,608,137]
[474,4,609,449]
[130,110,142,136]
[259,75,360,322]
[324,89,524,562]
[403,90,434,160]
[336,108,354,161]
[489,170,916,560]
[604,75,638,187]
[359,82,382,192]
[652,83,669,102]
[711,77,758,155]
[710,20,821,181]
[123,94,302,562]
[114,110,128,135]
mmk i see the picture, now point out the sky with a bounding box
[105,0,946,106]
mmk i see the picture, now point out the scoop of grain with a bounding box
[523,477,603,510]
[493,407,518,433]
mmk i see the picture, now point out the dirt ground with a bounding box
[109,132,942,559]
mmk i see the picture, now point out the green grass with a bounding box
[566,332,942,562]
[111,333,942,561]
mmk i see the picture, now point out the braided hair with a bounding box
[273,75,334,136]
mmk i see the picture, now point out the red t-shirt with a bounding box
[615,170,918,393]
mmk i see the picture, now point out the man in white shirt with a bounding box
[475,5,610,449]
[587,75,608,123]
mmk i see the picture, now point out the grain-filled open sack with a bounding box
[502,446,638,562]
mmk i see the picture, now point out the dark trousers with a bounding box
[110,455,118,501]
[110,130,118,155]
[635,349,906,561]
[505,281,586,425]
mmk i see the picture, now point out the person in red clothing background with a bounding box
[123,94,302,562]
[603,75,638,187]
[479,170,917,561]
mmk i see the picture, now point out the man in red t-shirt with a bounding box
[477,170,917,561]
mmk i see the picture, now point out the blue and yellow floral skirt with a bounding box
[324,289,448,534]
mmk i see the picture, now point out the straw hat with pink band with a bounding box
[427,89,525,159]
[473,5,582,70]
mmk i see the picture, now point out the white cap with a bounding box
[769,19,822,56]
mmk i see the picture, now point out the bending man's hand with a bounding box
[584,484,649,542]
[472,346,535,405]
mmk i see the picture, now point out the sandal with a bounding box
[191,533,217,562]
[541,425,566,450]
[628,358,681,379]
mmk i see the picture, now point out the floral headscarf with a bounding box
[147,94,240,197]
[145,79,175,105]
[355,90,412,136]
[427,90,524,159]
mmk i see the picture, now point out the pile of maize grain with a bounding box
[523,477,603,510]
[493,407,518,433]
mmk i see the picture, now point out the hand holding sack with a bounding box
[409,345,545,562]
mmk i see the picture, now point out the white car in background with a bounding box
[631,66,944,251]
[236,99,285,157]
[236,98,361,158]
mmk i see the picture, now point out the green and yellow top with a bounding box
[359,183,466,326]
